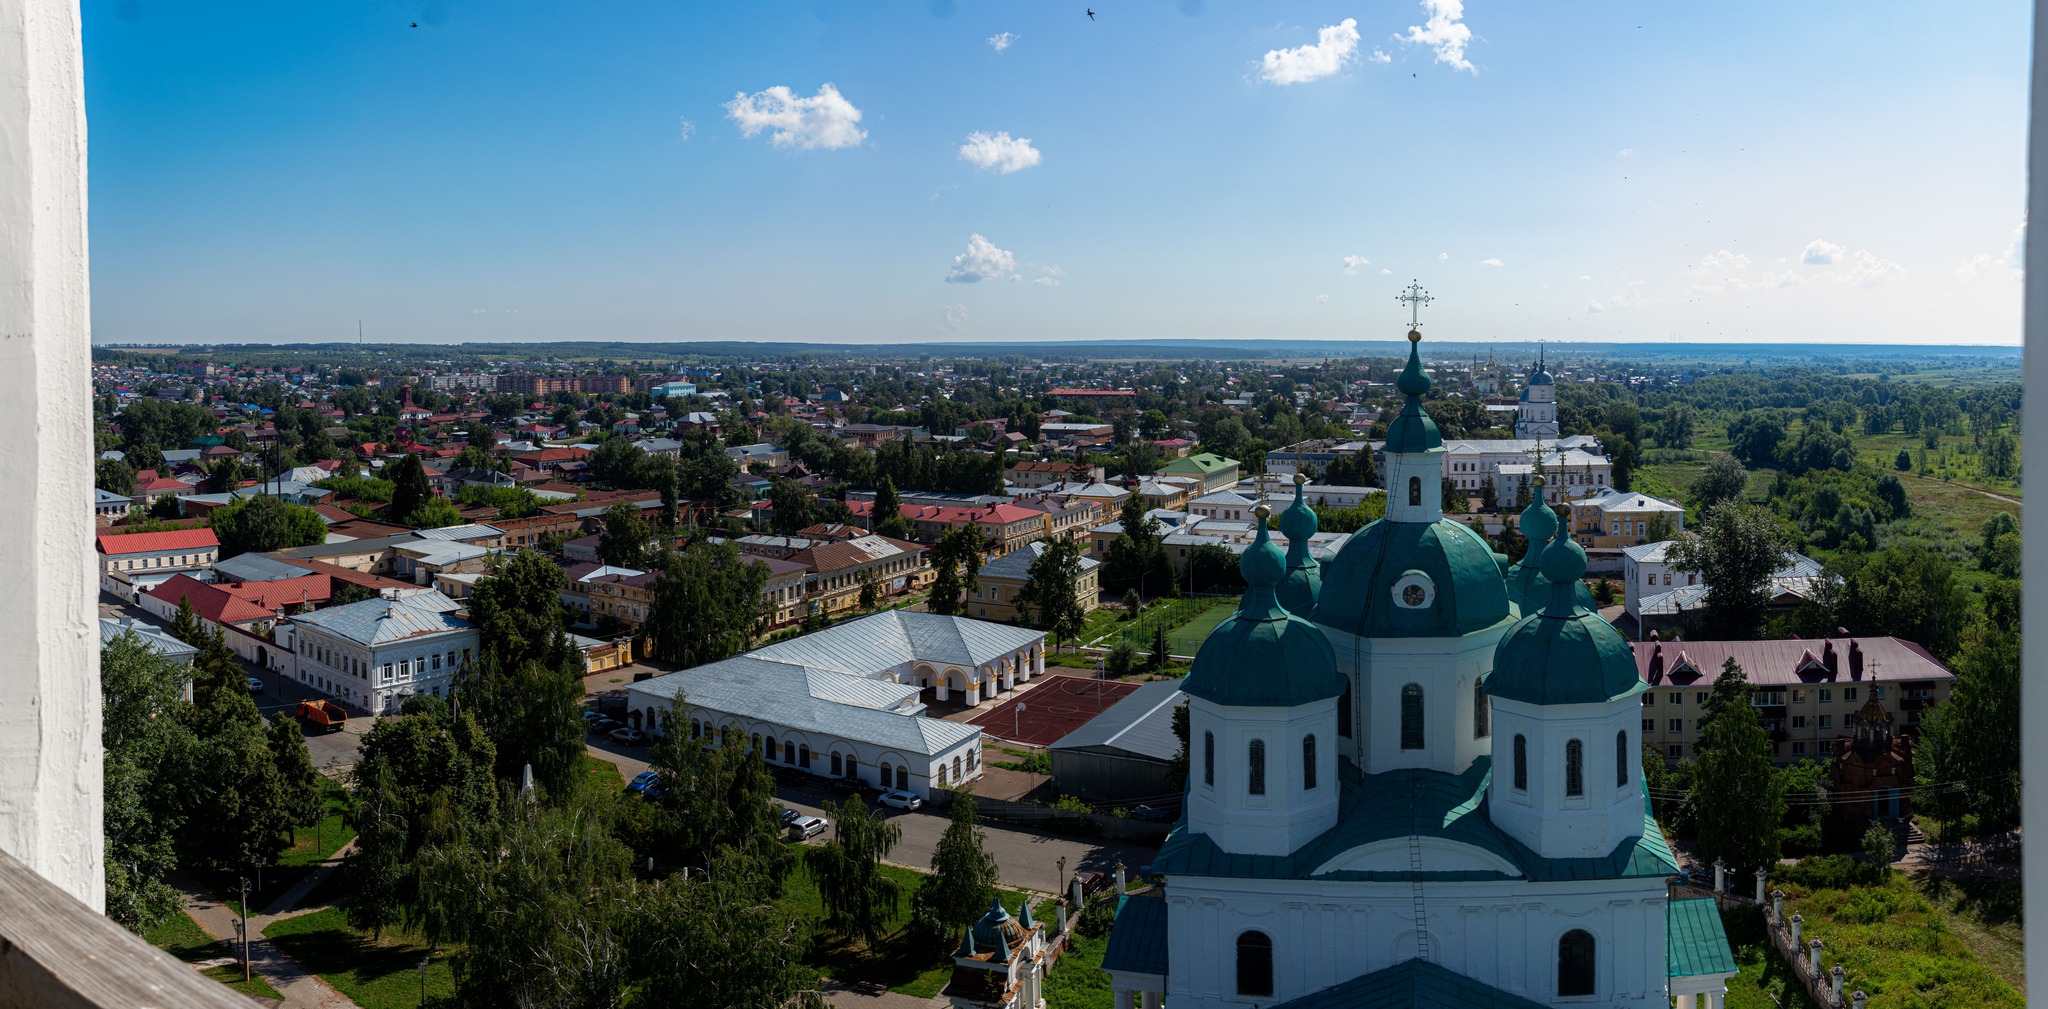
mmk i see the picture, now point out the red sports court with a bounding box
[969,675,1139,748]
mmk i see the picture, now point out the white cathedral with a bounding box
[1515,347,1560,441]
[1101,326,1737,1009]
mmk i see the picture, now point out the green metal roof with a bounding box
[1159,452,1238,476]
[1312,518,1512,640]
[1265,956,1552,1009]
[1100,894,1169,977]
[1150,757,1679,884]
[1486,529,1645,707]
[1667,899,1739,978]
[1182,518,1346,709]
[1383,333,1443,455]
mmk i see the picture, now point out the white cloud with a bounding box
[1699,249,1751,270]
[1579,275,1592,280]
[469,308,487,315]
[678,118,696,141]
[959,131,1042,174]
[1368,47,1391,64]
[1315,294,1330,304]
[1401,0,1474,73]
[1379,268,1393,275]
[1438,252,1449,261]
[725,83,867,150]
[1617,148,1635,158]
[1800,239,1843,266]
[1341,255,1371,275]
[1836,249,1906,287]
[1478,257,1503,267]
[1955,215,2026,282]
[946,234,1018,284]
[940,304,967,332]
[987,31,1017,52]
[1259,18,1360,85]
[1587,300,1604,314]
[1033,265,1064,287]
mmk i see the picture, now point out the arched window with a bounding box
[799,744,811,768]
[1400,684,1425,750]
[690,719,701,739]
[1248,739,1266,796]
[1473,680,1490,739]
[953,755,964,781]
[1407,476,1422,507]
[1302,735,1317,790]
[1558,930,1595,996]
[1566,739,1585,797]
[1203,731,1215,787]
[1616,730,1630,787]
[831,751,843,776]
[1236,932,1274,997]
[846,757,859,780]
[751,733,761,753]
[881,762,893,787]
[897,765,909,790]
[1338,677,1353,738]
[936,764,947,786]
[1513,734,1528,791]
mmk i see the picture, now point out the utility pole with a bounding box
[238,875,252,982]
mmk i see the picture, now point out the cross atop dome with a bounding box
[1396,280,1433,332]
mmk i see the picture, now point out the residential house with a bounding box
[1006,460,1105,490]
[96,528,220,601]
[1156,453,1241,495]
[968,539,1101,624]
[788,534,930,619]
[280,592,478,716]
[1568,488,1688,549]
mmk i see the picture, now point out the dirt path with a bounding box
[172,843,362,1009]
[1899,469,2021,506]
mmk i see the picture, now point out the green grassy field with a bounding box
[1044,930,1113,1009]
[1772,872,2024,1009]
[142,910,285,1001]
[203,776,356,912]
[1718,907,1821,1009]
[1166,600,1239,655]
[263,906,457,1009]
[782,857,1055,998]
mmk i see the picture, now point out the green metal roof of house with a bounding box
[1312,518,1513,640]
[1100,894,1169,977]
[1149,757,1678,884]
[1667,899,1738,978]
[1182,512,1345,709]
[1486,528,1645,707]
[1160,453,1238,476]
[1266,956,1551,1009]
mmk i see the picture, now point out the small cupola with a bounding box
[1184,507,1343,709]
[1277,472,1322,616]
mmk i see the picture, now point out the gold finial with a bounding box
[1407,329,1422,344]
[1533,474,1546,487]
[1255,503,1272,521]
[1293,472,1307,486]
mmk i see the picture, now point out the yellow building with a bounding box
[1568,488,1686,549]
[969,540,1102,624]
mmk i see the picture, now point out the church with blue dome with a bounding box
[1100,315,1737,1009]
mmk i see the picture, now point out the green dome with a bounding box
[1183,513,1345,709]
[1383,331,1443,455]
[1278,475,1322,616]
[1311,517,1511,639]
[1503,491,1595,613]
[1485,527,1644,706]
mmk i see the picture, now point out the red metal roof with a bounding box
[1633,636,1952,687]
[96,528,220,555]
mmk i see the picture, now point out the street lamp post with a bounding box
[237,875,251,983]
[419,956,431,1007]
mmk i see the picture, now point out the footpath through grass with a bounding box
[142,910,284,1001]
[264,906,457,1009]
[204,776,357,912]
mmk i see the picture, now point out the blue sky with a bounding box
[85,1,2029,345]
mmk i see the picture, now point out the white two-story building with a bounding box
[279,592,478,716]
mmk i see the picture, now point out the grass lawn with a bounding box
[1086,596,1234,652]
[782,858,1054,999]
[264,906,458,1009]
[1044,930,1113,1009]
[1719,907,1820,1009]
[143,910,284,1001]
[205,776,358,912]
[1166,599,1238,655]
[1777,871,2024,1008]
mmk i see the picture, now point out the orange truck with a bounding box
[297,699,348,732]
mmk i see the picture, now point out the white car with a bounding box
[877,789,923,811]
[788,815,829,840]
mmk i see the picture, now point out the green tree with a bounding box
[628,849,824,1009]
[267,713,325,831]
[1165,702,1191,794]
[589,436,649,488]
[1660,403,1696,449]
[927,524,989,617]
[806,797,903,943]
[643,696,792,876]
[598,500,654,568]
[1104,638,1138,678]
[872,475,913,540]
[385,453,435,526]
[1101,495,1174,600]
[644,542,772,668]
[767,477,817,534]
[459,549,585,796]
[1686,658,1785,873]
[208,494,328,557]
[1894,448,1913,471]
[908,791,1000,946]
[858,567,882,611]
[97,457,138,496]
[1148,621,1170,672]
[453,443,504,473]
[1861,824,1896,879]
[101,632,195,931]
[407,495,464,529]
[178,686,295,873]
[1834,546,1972,660]
[1917,623,2020,832]
[1667,502,1796,639]
[1017,537,1088,649]
[203,456,243,494]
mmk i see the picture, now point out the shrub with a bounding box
[1077,897,1117,938]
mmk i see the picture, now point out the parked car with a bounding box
[244,676,264,693]
[588,717,621,736]
[627,771,660,794]
[787,815,829,840]
[1131,803,1173,822]
[778,806,800,827]
[608,726,646,746]
[641,781,666,801]
[580,709,605,723]
[1072,870,1109,898]
[825,776,867,795]
[877,790,923,811]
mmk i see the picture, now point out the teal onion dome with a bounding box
[1182,506,1345,708]
[1484,522,1644,706]
[1277,473,1322,616]
[1504,487,1597,613]
[1384,330,1442,454]
[1311,515,1511,639]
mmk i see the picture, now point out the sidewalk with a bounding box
[172,845,361,1009]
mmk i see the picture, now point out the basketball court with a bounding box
[968,674,1140,747]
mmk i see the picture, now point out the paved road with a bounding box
[583,740,1158,894]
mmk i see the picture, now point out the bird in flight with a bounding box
[1086,8,1095,20]
[409,21,418,27]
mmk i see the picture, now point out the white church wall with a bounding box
[1487,697,1645,860]
[1322,625,1515,777]
[1184,696,1339,857]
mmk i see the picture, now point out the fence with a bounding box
[1090,593,1236,652]
[1763,898,1855,1008]
[940,792,1177,843]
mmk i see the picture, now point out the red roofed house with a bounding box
[129,468,198,508]
[96,528,220,600]
[139,573,332,669]
[845,501,1047,556]
[1634,635,1955,765]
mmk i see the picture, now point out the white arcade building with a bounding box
[1101,324,1737,1009]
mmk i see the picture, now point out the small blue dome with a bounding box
[1277,476,1322,616]
[1183,510,1345,709]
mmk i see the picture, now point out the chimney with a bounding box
[1648,644,1665,682]
[1822,640,1838,676]
[1849,639,1864,679]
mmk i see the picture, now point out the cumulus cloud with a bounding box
[1478,257,1503,267]
[1379,268,1393,275]
[1401,0,1474,73]
[1835,249,1906,287]
[987,31,1017,51]
[1315,293,1330,304]
[1587,300,1604,314]
[1259,18,1360,85]
[1368,47,1391,63]
[725,83,867,150]
[1800,239,1843,266]
[946,234,1018,284]
[1033,265,1065,288]
[1341,255,1371,275]
[678,118,696,141]
[1955,215,2026,282]
[1700,249,1750,270]
[1438,252,1449,261]
[940,304,967,332]
[959,131,1042,174]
